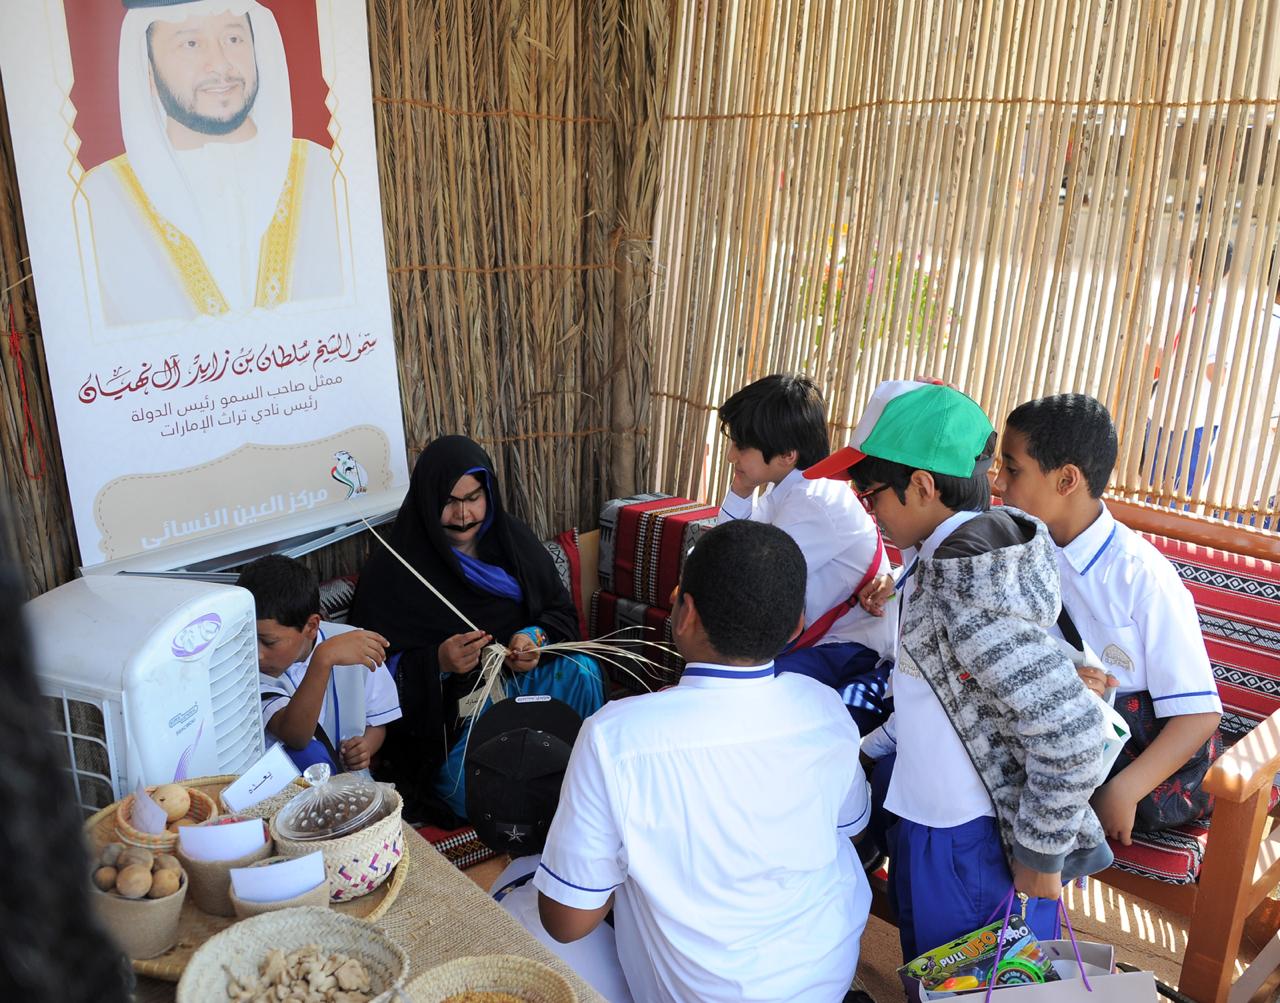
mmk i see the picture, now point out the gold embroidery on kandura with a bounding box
[110,154,229,317]
[255,139,306,308]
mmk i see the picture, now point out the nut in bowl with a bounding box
[175,907,408,1003]
[89,841,189,960]
[115,784,218,851]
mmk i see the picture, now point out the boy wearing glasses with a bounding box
[805,380,1111,960]
[717,374,895,733]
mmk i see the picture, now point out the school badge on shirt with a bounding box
[1101,644,1134,675]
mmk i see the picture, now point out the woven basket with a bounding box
[406,955,576,1002]
[270,784,405,901]
[115,786,218,852]
[176,828,273,917]
[229,856,331,919]
[91,872,188,961]
[175,906,408,1003]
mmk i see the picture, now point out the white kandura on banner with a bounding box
[0,0,408,568]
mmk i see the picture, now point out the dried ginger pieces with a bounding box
[225,946,375,1002]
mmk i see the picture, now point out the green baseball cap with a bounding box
[805,379,995,480]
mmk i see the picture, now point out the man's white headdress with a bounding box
[117,0,294,247]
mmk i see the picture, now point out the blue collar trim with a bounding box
[682,664,775,679]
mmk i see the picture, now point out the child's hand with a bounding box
[505,631,541,672]
[1076,664,1120,697]
[1091,780,1137,845]
[439,630,491,674]
[340,735,372,772]
[729,467,761,499]
[857,573,895,616]
[316,629,389,671]
[1011,860,1063,900]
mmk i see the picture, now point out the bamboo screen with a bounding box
[0,0,668,595]
[649,0,1280,528]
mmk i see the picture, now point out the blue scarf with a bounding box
[453,549,524,603]
[451,467,522,602]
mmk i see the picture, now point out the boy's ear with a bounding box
[1056,463,1088,498]
[304,613,322,636]
[779,448,799,470]
[672,590,701,641]
[908,468,937,502]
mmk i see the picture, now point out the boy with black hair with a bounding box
[806,380,1110,960]
[718,373,895,732]
[238,555,400,774]
[536,519,871,1003]
[998,394,1222,841]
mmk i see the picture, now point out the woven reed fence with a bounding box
[650,0,1280,529]
[0,0,668,596]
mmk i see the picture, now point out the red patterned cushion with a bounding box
[599,495,718,608]
[543,528,587,638]
[1109,783,1280,884]
[416,823,497,870]
[1142,534,1280,745]
[588,588,682,692]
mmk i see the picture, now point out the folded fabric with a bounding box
[599,494,718,608]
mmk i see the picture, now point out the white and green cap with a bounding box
[805,379,994,481]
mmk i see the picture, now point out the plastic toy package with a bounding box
[901,916,1061,994]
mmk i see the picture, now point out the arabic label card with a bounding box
[220,741,301,813]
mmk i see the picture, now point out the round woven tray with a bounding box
[176,906,408,1003]
[84,774,408,982]
[405,955,576,1002]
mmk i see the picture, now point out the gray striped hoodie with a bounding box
[901,506,1113,880]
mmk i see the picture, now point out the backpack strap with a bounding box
[790,532,886,651]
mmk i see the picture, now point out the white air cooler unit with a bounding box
[25,576,264,816]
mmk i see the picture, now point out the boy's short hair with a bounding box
[1005,394,1117,499]
[849,431,997,512]
[718,374,831,469]
[680,520,806,662]
[236,555,319,629]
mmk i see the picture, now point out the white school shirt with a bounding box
[259,622,402,748]
[719,468,897,658]
[491,855,635,1003]
[1052,506,1221,718]
[871,511,997,828]
[535,662,871,1003]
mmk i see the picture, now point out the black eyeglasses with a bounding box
[856,483,892,513]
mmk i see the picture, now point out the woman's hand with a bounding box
[505,631,541,672]
[438,630,491,674]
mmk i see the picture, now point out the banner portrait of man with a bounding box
[78,0,347,328]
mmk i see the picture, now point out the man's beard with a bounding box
[154,67,260,137]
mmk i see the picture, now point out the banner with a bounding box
[0,0,409,567]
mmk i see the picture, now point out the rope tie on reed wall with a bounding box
[5,299,47,481]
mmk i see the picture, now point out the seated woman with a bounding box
[350,436,604,825]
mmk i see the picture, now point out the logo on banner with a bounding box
[331,450,369,498]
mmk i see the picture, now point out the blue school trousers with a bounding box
[888,815,1060,962]
[774,640,891,735]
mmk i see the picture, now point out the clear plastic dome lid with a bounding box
[273,763,386,841]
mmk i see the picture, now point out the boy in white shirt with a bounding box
[997,394,1223,840]
[239,555,401,774]
[718,374,895,732]
[536,520,871,1003]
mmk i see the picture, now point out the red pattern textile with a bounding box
[1141,534,1280,745]
[600,496,718,608]
[416,823,497,871]
[588,588,682,692]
